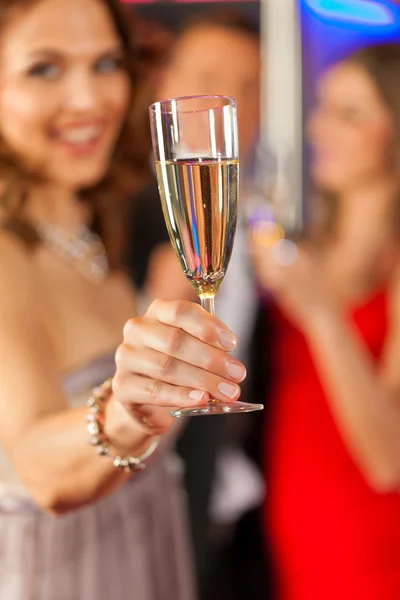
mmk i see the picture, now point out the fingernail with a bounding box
[218,382,239,399]
[226,362,247,382]
[219,331,237,351]
[189,390,208,403]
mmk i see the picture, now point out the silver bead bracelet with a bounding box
[86,378,161,473]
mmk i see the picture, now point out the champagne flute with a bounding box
[149,95,264,417]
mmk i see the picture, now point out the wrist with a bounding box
[86,380,161,473]
[104,394,154,457]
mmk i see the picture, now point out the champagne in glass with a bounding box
[155,158,238,303]
[150,95,264,417]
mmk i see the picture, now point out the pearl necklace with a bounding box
[37,222,109,283]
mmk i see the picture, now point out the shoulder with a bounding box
[0,230,40,311]
[0,231,55,367]
[0,228,31,265]
[0,229,35,272]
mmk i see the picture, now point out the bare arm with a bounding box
[0,235,245,513]
[252,242,400,492]
[303,287,400,493]
[0,236,156,513]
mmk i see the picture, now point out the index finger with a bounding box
[145,299,237,351]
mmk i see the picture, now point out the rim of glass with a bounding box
[149,94,236,114]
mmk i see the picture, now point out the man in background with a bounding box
[126,11,262,599]
[128,10,260,303]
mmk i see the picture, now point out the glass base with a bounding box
[170,400,264,418]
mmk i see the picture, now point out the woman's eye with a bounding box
[27,63,61,80]
[95,56,123,74]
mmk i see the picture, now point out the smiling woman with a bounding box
[253,43,400,600]
[0,0,149,266]
[0,0,247,598]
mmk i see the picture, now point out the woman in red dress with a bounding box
[252,43,400,600]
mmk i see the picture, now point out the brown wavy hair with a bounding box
[0,0,152,267]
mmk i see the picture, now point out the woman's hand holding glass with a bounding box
[112,300,246,433]
[251,238,337,330]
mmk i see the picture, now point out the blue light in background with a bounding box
[304,0,394,26]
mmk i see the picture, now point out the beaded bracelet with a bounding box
[86,378,161,473]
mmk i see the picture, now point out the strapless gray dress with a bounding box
[0,355,196,600]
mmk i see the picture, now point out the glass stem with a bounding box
[200,296,215,316]
[200,295,217,406]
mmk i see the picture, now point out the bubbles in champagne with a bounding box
[155,158,238,298]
